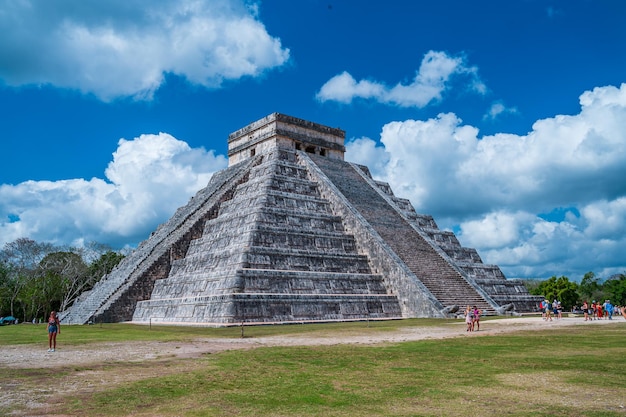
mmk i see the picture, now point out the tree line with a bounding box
[523,272,626,310]
[0,238,125,322]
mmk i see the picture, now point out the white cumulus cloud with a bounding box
[0,133,227,248]
[316,50,485,107]
[0,0,290,101]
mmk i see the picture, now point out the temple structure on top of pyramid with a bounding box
[61,113,542,325]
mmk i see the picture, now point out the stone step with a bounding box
[247,229,358,253]
[237,173,320,197]
[204,206,346,233]
[219,190,333,216]
[133,293,403,324]
[243,246,373,273]
[239,268,389,294]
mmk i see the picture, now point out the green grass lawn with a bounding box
[1,320,624,416]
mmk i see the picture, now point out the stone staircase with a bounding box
[308,154,496,315]
[352,167,543,313]
[379,186,543,313]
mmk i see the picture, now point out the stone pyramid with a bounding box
[61,113,541,325]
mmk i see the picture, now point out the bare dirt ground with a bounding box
[1,316,624,416]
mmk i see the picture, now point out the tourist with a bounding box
[582,301,590,321]
[472,306,481,331]
[552,300,559,319]
[47,311,60,352]
[590,301,596,320]
[539,300,546,320]
[595,302,603,320]
[604,300,614,320]
[465,306,473,332]
[544,299,553,321]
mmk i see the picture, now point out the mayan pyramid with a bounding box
[61,113,541,325]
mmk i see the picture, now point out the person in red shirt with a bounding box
[595,303,603,320]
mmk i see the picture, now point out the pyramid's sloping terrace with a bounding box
[61,113,541,325]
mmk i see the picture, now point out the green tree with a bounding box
[0,261,12,316]
[88,250,125,283]
[39,251,88,313]
[0,238,124,320]
[579,271,601,301]
[62,244,125,312]
[602,274,626,305]
[530,276,579,310]
[0,238,55,319]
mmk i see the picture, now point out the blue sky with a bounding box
[1,0,625,281]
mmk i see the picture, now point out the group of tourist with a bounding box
[580,300,618,321]
[539,299,564,321]
[464,305,481,331]
[538,299,625,321]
